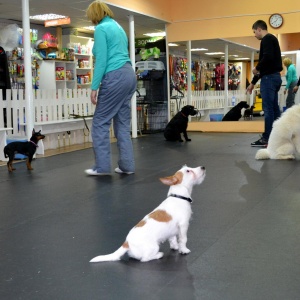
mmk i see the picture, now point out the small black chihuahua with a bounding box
[4,129,45,172]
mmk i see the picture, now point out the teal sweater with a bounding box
[285,64,298,90]
[91,16,131,90]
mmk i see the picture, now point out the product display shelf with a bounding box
[6,50,40,90]
[75,53,92,87]
[39,60,77,90]
[62,35,94,89]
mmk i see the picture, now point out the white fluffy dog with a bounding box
[256,104,300,160]
[90,165,206,263]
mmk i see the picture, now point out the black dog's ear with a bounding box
[32,128,35,134]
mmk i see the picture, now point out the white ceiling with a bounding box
[172,39,259,61]
[0,0,259,60]
[0,0,167,37]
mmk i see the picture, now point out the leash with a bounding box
[30,140,39,147]
[69,114,94,136]
[168,193,192,203]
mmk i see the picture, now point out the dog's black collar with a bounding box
[169,193,192,203]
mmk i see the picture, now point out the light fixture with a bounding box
[221,55,239,58]
[30,13,68,21]
[143,32,166,37]
[191,48,208,51]
[82,26,95,31]
[205,52,224,55]
[168,43,179,46]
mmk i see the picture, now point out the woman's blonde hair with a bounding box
[283,57,292,67]
[86,1,114,25]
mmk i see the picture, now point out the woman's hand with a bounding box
[284,89,287,95]
[293,86,299,94]
[91,90,98,105]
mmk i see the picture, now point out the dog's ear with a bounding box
[159,171,183,186]
[32,128,35,134]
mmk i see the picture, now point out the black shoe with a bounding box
[251,138,268,147]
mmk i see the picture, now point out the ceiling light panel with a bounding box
[30,14,68,21]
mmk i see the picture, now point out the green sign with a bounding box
[135,37,163,48]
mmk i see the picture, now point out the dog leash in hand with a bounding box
[169,193,193,203]
[69,114,94,136]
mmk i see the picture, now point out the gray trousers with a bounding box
[92,63,136,173]
[286,80,297,109]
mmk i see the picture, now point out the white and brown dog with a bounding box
[90,165,206,263]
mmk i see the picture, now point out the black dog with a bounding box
[222,101,249,121]
[4,129,45,172]
[164,105,198,142]
[244,105,255,120]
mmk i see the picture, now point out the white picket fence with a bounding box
[170,89,249,121]
[0,89,95,156]
[170,88,289,121]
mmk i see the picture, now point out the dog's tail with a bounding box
[255,149,270,160]
[4,148,8,158]
[90,243,128,263]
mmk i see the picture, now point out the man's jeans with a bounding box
[260,73,282,141]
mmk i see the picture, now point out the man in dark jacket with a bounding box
[246,20,283,147]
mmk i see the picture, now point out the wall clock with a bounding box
[269,13,283,29]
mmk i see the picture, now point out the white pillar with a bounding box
[186,41,192,105]
[165,25,171,121]
[224,44,229,107]
[128,15,137,138]
[22,0,34,139]
[250,51,255,106]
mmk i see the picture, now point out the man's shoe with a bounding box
[85,169,111,176]
[114,167,134,175]
[251,138,268,147]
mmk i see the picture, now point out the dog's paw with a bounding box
[170,244,179,251]
[186,139,192,142]
[179,247,191,255]
[179,139,184,142]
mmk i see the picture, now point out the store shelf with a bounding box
[62,35,94,90]
[39,60,77,90]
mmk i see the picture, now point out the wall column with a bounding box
[224,44,229,107]
[128,15,137,138]
[22,0,34,139]
[186,40,192,105]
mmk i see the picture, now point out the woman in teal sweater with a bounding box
[283,57,298,109]
[85,1,136,176]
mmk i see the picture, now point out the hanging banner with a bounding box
[45,17,71,27]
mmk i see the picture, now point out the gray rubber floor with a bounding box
[1,132,300,300]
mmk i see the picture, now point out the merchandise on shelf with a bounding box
[61,48,75,61]
[66,70,74,80]
[6,47,40,90]
[72,43,90,55]
[77,74,90,84]
[42,33,58,48]
[56,67,65,80]
[77,59,89,68]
